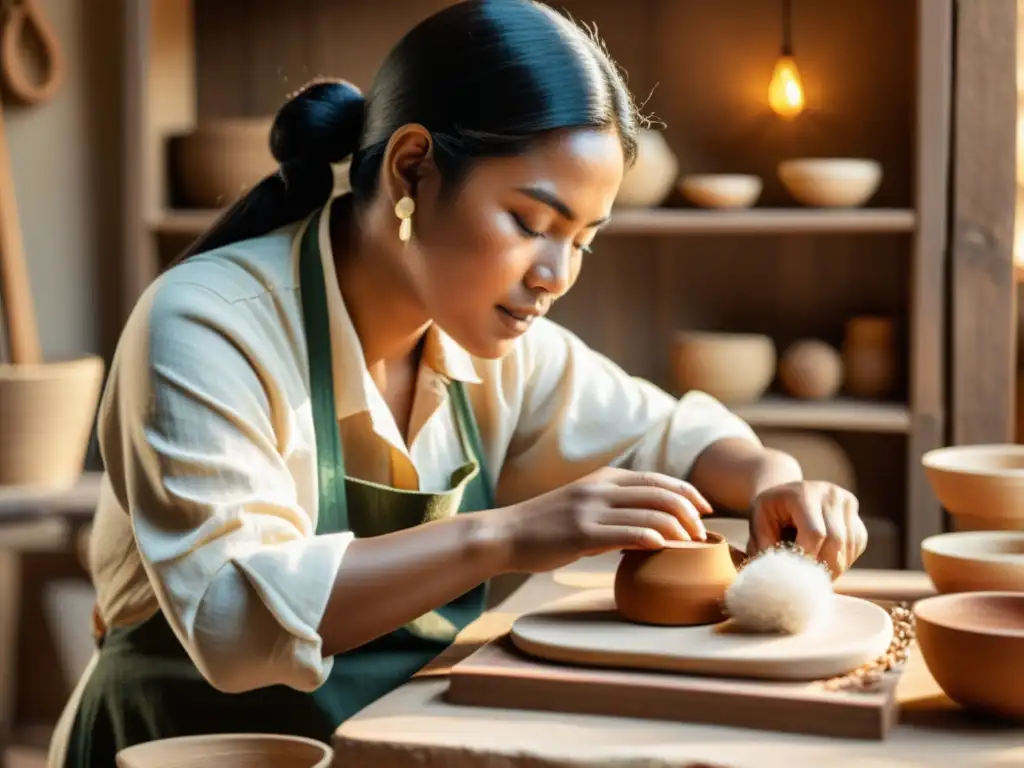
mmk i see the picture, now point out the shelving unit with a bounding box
[116,0,1017,571]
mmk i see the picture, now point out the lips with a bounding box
[496,305,544,336]
[498,305,541,323]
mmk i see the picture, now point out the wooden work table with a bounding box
[334,549,1023,767]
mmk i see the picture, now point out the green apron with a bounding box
[62,208,494,766]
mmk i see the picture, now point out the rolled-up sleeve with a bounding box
[100,278,351,693]
[494,319,761,503]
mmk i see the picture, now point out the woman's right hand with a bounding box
[480,467,714,574]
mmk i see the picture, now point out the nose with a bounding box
[524,241,573,298]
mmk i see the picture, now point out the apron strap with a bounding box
[449,381,496,510]
[299,208,349,534]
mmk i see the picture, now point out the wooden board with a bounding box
[509,590,893,682]
[446,635,902,741]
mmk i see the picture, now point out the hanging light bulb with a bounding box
[768,0,805,120]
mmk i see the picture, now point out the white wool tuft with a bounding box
[724,548,834,635]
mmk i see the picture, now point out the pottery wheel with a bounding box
[510,589,893,682]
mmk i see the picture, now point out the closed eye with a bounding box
[510,212,593,255]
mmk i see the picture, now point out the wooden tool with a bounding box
[510,589,894,682]
[0,0,65,364]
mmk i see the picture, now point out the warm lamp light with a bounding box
[769,55,805,119]
[769,0,805,120]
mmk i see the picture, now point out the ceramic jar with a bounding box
[842,316,896,398]
[172,117,277,208]
[614,532,738,626]
[615,128,679,208]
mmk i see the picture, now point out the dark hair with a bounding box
[182,0,640,259]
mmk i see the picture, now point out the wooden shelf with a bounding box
[731,397,911,433]
[151,207,917,238]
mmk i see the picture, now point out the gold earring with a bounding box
[395,195,415,244]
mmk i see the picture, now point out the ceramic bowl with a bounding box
[116,734,333,768]
[778,158,882,208]
[615,532,738,626]
[922,445,1024,531]
[678,174,762,209]
[914,592,1024,720]
[921,531,1024,593]
[670,331,776,404]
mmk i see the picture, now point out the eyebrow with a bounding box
[516,187,610,228]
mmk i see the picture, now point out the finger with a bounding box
[750,505,778,553]
[580,521,666,553]
[598,507,692,543]
[608,470,714,515]
[601,486,707,540]
[792,487,828,559]
[817,496,849,577]
[845,497,867,567]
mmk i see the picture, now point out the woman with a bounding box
[51,1,867,765]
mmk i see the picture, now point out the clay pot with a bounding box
[922,444,1024,531]
[678,174,762,209]
[0,357,105,489]
[615,532,738,626]
[778,339,843,399]
[171,118,277,208]
[116,734,332,768]
[615,129,679,208]
[914,592,1024,720]
[777,158,882,208]
[922,532,1024,594]
[842,316,896,398]
[670,331,776,404]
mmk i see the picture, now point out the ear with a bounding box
[382,123,436,203]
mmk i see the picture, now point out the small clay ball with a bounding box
[779,339,843,399]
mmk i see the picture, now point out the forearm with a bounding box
[687,437,803,514]
[318,510,505,657]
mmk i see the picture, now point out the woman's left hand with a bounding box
[749,481,867,578]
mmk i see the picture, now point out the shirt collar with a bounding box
[301,198,481,422]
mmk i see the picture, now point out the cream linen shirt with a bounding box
[87,204,760,694]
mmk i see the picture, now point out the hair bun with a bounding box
[270,79,365,166]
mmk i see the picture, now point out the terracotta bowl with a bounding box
[670,331,776,404]
[921,531,1024,593]
[116,734,332,768]
[914,592,1024,720]
[0,357,105,490]
[615,532,738,626]
[678,174,762,209]
[778,158,882,208]
[922,444,1024,531]
[171,117,277,208]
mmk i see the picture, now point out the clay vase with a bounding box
[778,339,843,399]
[614,532,738,626]
[615,128,679,208]
[842,316,896,398]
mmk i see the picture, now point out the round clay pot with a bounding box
[0,357,105,489]
[842,316,896,398]
[116,734,332,768]
[778,339,843,399]
[615,129,679,208]
[914,592,1024,720]
[670,331,776,404]
[922,531,1024,594]
[172,117,277,208]
[614,532,738,626]
[922,444,1024,531]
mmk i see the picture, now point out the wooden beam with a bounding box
[950,0,1018,447]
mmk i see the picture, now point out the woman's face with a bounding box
[407,128,625,359]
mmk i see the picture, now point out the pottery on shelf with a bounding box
[171,117,277,208]
[922,444,1024,532]
[922,531,1024,593]
[670,331,776,404]
[615,531,737,626]
[678,174,762,209]
[842,316,896,398]
[0,356,105,489]
[116,733,333,768]
[778,339,843,399]
[778,158,882,208]
[914,592,1024,720]
[615,128,679,208]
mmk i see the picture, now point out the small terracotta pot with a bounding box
[116,734,332,768]
[614,532,738,626]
